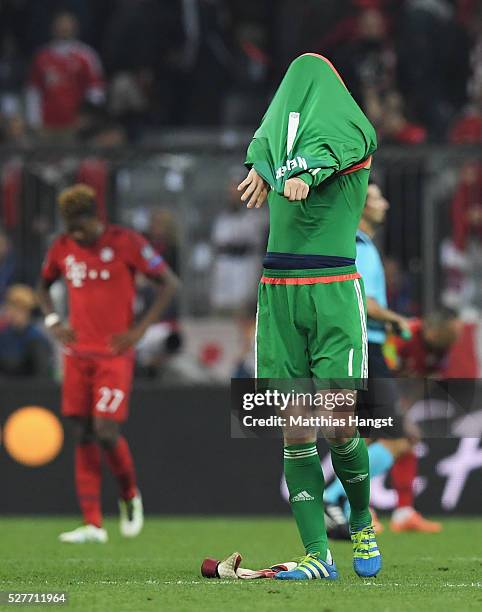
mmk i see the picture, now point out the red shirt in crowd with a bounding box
[451,162,482,250]
[28,41,105,128]
[41,225,166,355]
[449,113,482,144]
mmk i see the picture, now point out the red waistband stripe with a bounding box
[261,272,361,285]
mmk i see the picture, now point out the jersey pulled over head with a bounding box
[245,54,377,194]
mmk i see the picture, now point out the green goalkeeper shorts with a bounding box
[255,270,368,388]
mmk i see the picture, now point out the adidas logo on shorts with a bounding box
[291,490,315,502]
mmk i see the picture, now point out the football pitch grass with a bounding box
[0,517,480,611]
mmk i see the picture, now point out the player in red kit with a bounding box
[393,310,461,379]
[389,309,461,532]
[38,184,179,543]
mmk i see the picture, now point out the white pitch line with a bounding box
[419,557,482,560]
[5,579,479,588]
[159,580,482,588]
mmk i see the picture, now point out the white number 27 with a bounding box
[96,387,125,413]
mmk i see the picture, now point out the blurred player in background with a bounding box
[389,307,461,532]
[393,309,461,378]
[38,184,179,543]
[239,53,380,581]
[323,182,442,536]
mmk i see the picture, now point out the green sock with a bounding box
[284,443,328,560]
[329,432,371,530]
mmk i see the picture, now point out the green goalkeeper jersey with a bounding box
[245,54,376,278]
[264,168,370,277]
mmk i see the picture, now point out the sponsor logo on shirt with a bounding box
[65,255,111,287]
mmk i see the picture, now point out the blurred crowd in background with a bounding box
[0,0,481,383]
[1,163,480,383]
[0,0,481,145]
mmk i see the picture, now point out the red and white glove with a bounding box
[201,552,297,579]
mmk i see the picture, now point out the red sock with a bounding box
[391,451,417,508]
[103,436,137,501]
[75,442,102,527]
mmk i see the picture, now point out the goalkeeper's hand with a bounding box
[238,168,268,208]
[284,177,310,202]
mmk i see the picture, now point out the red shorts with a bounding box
[62,352,134,422]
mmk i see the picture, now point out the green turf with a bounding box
[0,517,480,611]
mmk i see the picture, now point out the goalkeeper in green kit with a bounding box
[238,53,381,580]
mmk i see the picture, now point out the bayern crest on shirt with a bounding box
[100,247,114,262]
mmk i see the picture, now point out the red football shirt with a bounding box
[42,225,166,355]
[29,41,104,128]
[393,319,449,377]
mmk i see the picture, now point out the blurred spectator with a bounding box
[441,162,482,310]
[103,0,235,128]
[377,90,427,144]
[272,0,349,78]
[1,114,31,147]
[103,0,171,75]
[103,0,173,136]
[330,7,428,144]
[108,71,152,139]
[145,208,180,274]
[0,0,477,137]
[449,76,482,143]
[397,0,471,140]
[334,7,396,110]
[0,284,52,377]
[452,162,482,252]
[0,33,26,120]
[461,1,482,107]
[0,228,15,302]
[76,104,126,147]
[25,11,105,138]
[210,179,266,313]
[166,0,234,126]
[136,208,182,377]
[223,21,270,126]
[449,1,482,144]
